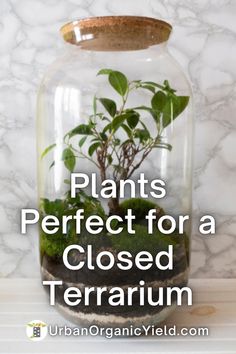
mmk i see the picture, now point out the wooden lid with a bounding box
[60,16,172,51]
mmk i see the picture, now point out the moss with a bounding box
[40,233,73,258]
[120,198,165,220]
[112,198,188,255]
[40,196,189,259]
[40,224,111,258]
[40,194,107,258]
[40,206,78,258]
[111,223,187,255]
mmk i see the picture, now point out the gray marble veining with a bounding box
[0,0,235,278]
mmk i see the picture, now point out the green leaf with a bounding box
[140,84,156,93]
[62,148,75,172]
[142,80,176,93]
[134,129,150,143]
[103,123,112,133]
[162,95,189,128]
[109,71,128,97]
[99,98,117,117]
[142,81,164,90]
[133,106,159,122]
[67,124,92,138]
[107,154,113,164]
[121,123,132,138]
[151,91,167,111]
[101,116,111,122]
[133,105,153,112]
[140,120,149,132]
[41,143,56,159]
[126,111,140,129]
[79,136,87,147]
[41,198,66,216]
[111,114,128,132]
[163,80,176,93]
[88,142,100,156]
[173,96,189,117]
[114,138,120,146]
[99,132,108,141]
[97,68,113,75]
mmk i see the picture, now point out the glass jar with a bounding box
[37,16,193,328]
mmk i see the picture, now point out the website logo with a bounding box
[26,320,48,341]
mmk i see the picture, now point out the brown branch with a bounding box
[126,144,153,179]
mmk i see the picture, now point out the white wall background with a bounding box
[0,0,235,278]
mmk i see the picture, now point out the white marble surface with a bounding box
[0,0,235,278]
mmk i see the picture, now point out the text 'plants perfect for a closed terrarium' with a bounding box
[37,16,193,327]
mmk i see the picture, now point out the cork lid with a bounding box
[60,16,172,51]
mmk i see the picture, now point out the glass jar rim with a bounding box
[60,16,172,51]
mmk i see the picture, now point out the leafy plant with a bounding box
[40,192,106,257]
[40,195,188,258]
[42,69,189,215]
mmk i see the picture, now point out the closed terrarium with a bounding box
[37,16,193,327]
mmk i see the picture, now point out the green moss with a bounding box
[40,206,78,258]
[40,233,73,258]
[40,193,107,258]
[40,196,189,259]
[111,223,186,255]
[120,198,164,220]
[112,198,188,255]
